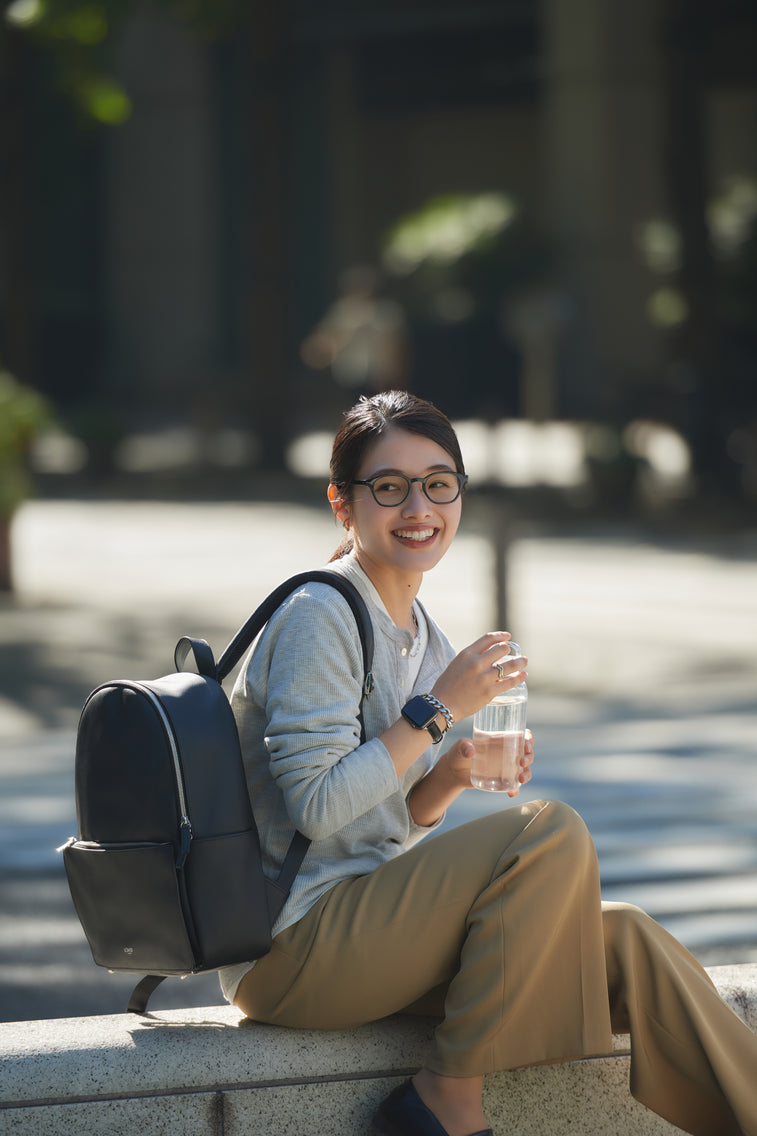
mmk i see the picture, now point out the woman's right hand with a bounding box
[431,632,528,723]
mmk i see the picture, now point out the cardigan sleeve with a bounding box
[244,586,400,842]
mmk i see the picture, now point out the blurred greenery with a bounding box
[382,192,554,320]
[0,368,53,516]
[4,0,245,123]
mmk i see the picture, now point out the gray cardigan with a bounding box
[218,554,456,1002]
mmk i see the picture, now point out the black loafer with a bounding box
[372,1079,493,1136]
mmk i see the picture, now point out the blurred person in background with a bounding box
[300,265,410,396]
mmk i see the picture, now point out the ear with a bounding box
[327,483,351,528]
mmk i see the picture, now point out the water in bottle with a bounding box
[471,681,527,793]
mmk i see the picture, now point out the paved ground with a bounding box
[1,496,756,1023]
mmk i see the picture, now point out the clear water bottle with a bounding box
[470,644,527,792]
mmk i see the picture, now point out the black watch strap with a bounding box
[422,716,443,744]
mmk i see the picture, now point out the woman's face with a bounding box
[331,426,463,581]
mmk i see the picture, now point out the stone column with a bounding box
[541,0,667,415]
[104,12,218,409]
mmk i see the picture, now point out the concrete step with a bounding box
[1,964,755,1136]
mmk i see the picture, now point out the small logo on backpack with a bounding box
[123,946,134,955]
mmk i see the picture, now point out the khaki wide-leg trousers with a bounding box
[236,800,757,1136]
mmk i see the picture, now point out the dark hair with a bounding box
[329,390,466,561]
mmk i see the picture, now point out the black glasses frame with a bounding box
[350,471,469,507]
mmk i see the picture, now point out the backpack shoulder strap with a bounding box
[215,569,375,688]
[174,571,374,686]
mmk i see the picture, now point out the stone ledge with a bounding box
[0,964,754,1136]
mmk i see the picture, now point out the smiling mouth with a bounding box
[393,528,437,543]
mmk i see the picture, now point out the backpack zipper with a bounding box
[127,681,193,868]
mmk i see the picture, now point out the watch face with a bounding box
[402,696,437,729]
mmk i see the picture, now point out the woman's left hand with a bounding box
[439,728,535,796]
[411,730,535,826]
[508,728,534,798]
[439,737,478,789]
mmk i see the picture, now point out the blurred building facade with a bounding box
[1,0,756,490]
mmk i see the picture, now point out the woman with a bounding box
[219,391,757,1136]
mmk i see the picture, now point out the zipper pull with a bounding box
[176,815,193,868]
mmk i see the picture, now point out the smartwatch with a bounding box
[401,695,445,744]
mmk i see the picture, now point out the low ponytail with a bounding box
[329,533,354,562]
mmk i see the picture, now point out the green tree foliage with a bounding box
[382,192,554,319]
[0,368,51,515]
[5,0,245,123]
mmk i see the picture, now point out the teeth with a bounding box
[394,529,435,541]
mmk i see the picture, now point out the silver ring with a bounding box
[495,663,505,681]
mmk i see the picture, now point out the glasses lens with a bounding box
[424,472,462,503]
[371,475,410,505]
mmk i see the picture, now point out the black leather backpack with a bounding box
[61,571,373,1013]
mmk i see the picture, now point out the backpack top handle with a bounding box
[173,636,217,679]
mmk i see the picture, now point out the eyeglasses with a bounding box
[350,471,469,507]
